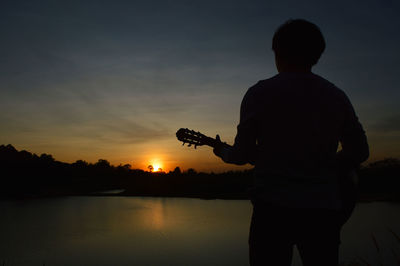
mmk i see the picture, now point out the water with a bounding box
[1,197,399,266]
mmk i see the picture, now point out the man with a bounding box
[213,19,369,266]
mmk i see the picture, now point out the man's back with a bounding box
[250,72,366,172]
[235,72,369,208]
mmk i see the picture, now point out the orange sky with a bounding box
[1,1,399,172]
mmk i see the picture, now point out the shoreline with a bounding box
[2,191,399,203]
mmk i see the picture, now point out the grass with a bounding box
[340,229,400,266]
[2,230,400,266]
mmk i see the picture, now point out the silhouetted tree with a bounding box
[123,164,131,170]
[19,150,33,160]
[40,153,54,163]
[116,164,132,175]
[186,168,197,175]
[173,166,182,174]
[367,158,400,168]
[95,159,111,168]
[1,143,400,200]
[73,160,89,168]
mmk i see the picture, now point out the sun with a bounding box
[148,159,163,172]
[153,164,161,172]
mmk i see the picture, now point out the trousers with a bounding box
[248,201,344,266]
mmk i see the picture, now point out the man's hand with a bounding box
[213,134,233,161]
[213,134,224,158]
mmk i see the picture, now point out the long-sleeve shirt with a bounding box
[219,72,369,209]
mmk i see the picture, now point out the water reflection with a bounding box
[137,198,167,230]
[0,198,399,266]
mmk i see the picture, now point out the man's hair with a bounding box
[272,19,326,67]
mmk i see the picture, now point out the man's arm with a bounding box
[336,93,369,170]
[214,87,258,165]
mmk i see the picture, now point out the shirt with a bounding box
[219,72,369,209]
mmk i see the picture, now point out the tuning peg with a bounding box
[188,143,192,147]
[182,142,185,146]
[194,145,197,149]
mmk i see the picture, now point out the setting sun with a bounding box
[153,164,161,172]
[149,159,163,172]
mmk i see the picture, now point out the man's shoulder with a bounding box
[245,75,280,96]
[248,73,346,97]
[252,74,281,88]
[309,73,341,89]
[310,73,350,100]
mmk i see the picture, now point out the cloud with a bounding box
[97,118,170,145]
[369,114,400,133]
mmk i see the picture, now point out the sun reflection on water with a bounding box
[147,200,165,230]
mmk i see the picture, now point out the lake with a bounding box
[1,197,400,266]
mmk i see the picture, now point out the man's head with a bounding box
[272,19,325,72]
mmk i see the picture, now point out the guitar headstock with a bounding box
[176,128,209,148]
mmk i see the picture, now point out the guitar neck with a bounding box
[202,135,234,151]
[201,136,219,148]
[176,128,232,149]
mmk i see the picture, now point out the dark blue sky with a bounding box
[0,0,399,171]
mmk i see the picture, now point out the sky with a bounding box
[0,0,399,172]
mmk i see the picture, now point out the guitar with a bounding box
[176,127,358,224]
[176,128,229,149]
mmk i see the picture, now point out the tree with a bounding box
[147,165,154,172]
[95,159,111,169]
[122,164,131,170]
[73,160,89,168]
[40,153,55,162]
[186,168,197,175]
[173,166,182,174]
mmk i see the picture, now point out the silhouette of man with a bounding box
[213,19,369,266]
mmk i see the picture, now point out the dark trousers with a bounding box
[249,201,343,266]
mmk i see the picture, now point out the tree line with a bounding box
[0,144,399,201]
